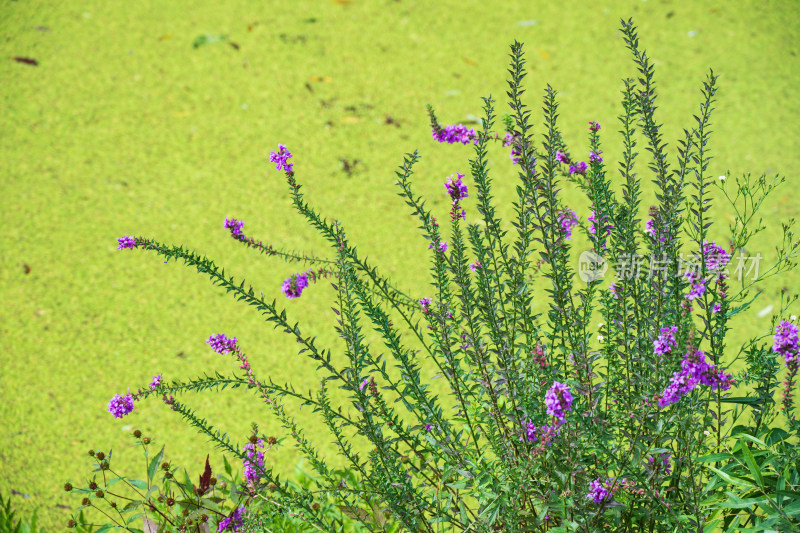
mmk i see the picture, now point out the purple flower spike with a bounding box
[774,320,799,363]
[589,121,601,132]
[545,381,573,422]
[218,506,245,532]
[117,236,136,250]
[269,144,294,173]
[587,478,612,504]
[569,161,588,175]
[224,217,245,237]
[558,209,579,240]
[653,326,678,357]
[108,393,134,419]
[433,123,478,145]
[445,173,468,202]
[589,150,603,163]
[206,333,239,354]
[149,374,163,390]
[282,272,309,299]
[243,439,266,483]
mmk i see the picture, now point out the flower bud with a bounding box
[96,452,105,460]
[142,437,151,444]
[166,497,175,506]
[209,477,217,486]
[67,520,76,528]
[95,490,104,498]
[88,481,98,490]
[312,502,320,511]
[268,436,277,445]
[161,462,170,470]
[249,435,258,444]
[64,483,73,492]
[133,430,142,438]
[81,498,90,506]
[88,449,95,456]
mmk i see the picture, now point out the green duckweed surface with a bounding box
[2,0,799,529]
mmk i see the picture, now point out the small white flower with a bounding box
[597,335,605,343]
[792,315,798,322]
[704,430,710,436]
[718,175,726,181]
[598,322,604,328]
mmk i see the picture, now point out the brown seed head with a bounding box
[95,490,104,498]
[64,482,73,492]
[166,497,175,506]
[312,502,320,511]
[142,437,151,444]
[133,430,142,438]
[67,520,76,528]
[81,498,90,506]
[95,452,105,460]
[88,481,98,490]
[268,436,277,445]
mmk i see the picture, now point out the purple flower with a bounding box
[609,282,619,299]
[224,217,245,237]
[117,236,136,250]
[589,121,601,132]
[648,453,672,475]
[545,381,573,422]
[568,161,588,175]
[555,150,569,164]
[419,298,432,314]
[712,302,722,314]
[243,440,266,484]
[108,393,134,419]
[445,173,469,203]
[433,124,478,145]
[587,478,612,504]
[469,262,481,271]
[149,374,162,390]
[589,150,603,163]
[774,320,799,363]
[206,333,239,354]
[558,209,579,240]
[645,218,655,237]
[703,241,731,275]
[653,326,678,357]
[269,144,293,173]
[429,241,448,253]
[684,271,707,301]
[282,272,309,299]
[524,422,538,442]
[359,378,370,391]
[218,506,245,532]
[659,350,733,408]
[425,424,433,431]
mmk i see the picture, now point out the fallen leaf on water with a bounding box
[757,305,773,318]
[159,34,172,41]
[341,116,360,123]
[462,57,477,66]
[538,49,550,59]
[309,75,333,83]
[13,57,38,66]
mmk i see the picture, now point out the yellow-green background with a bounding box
[2,0,798,529]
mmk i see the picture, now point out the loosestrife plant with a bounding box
[81,19,800,532]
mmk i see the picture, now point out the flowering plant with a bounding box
[74,19,800,532]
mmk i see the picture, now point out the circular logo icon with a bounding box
[578,250,608,283]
